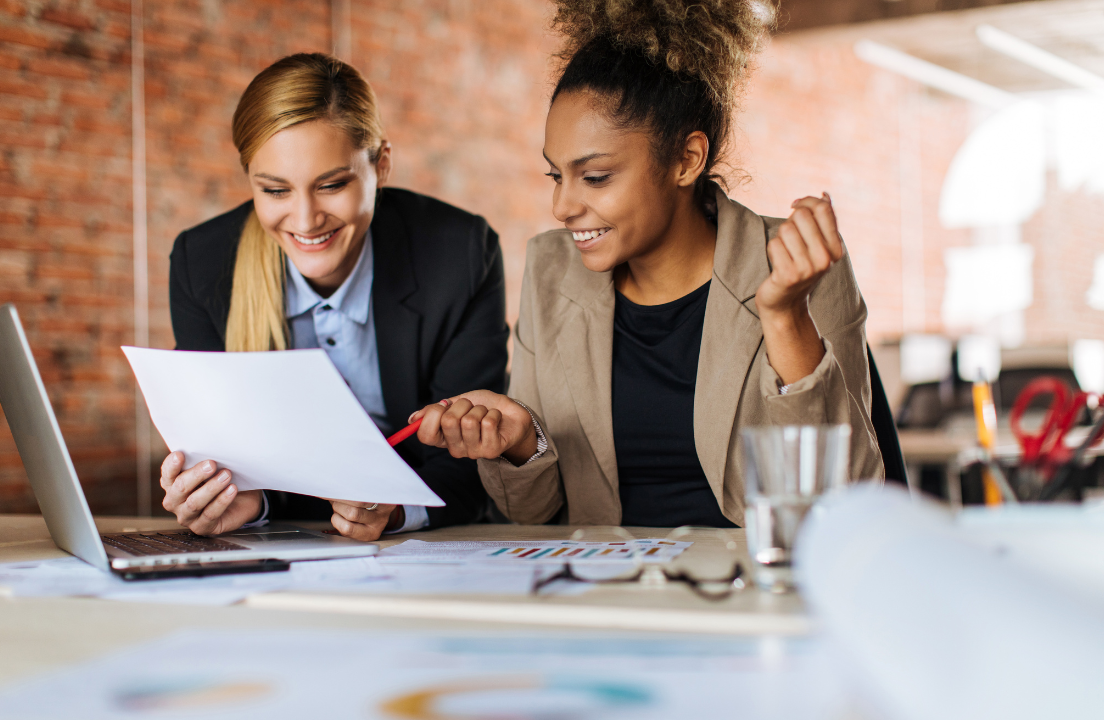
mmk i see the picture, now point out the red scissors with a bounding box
[1010,377,1095,473]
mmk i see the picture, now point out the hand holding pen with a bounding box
[390,392,538,466]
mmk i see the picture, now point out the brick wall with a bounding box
[0,0,136,514]
[1,1,1102,515]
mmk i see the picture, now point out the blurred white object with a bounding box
[957,335,1002,382]
[957,503,1104,601]
[853,40,1014,108]
[942,244,1034,328]
[899,334,952,384]
[1050,94,1104,195]
[1071,339,1104,395]
[796,486,1104,720]
[939,101,1046,228]
[976,25,1104,95]
[1086,254,1104,311]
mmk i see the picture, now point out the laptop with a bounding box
[0,303,378,579]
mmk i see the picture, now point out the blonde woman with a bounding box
[411,0,884,527]
[160,54,508,540]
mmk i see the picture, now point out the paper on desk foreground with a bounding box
[122,347,442,506]
[0,629,843,720]
[0,555,541,604]
[796,485,1104,720]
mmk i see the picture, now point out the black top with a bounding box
[169,188,509,529]
[612,281,736,528]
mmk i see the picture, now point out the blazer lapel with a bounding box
[555,259,619,494]
[695,186,773,500]
[370,191,421,430]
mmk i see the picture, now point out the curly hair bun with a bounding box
[551,0,776,109]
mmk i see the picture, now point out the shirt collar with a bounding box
[285,230,374,324]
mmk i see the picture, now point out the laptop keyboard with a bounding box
[101,532,249,557]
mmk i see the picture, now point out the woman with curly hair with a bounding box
[413,0,884,527]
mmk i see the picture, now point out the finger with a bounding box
[190,483,238,536]
[793,195,843,260]
[777,223,814,280]
[163,460,218,513]
[160,451,184,491]
[415,402,451,448]
[331,500,371,524]
[177,470,233,523]
[814,195,844,261]
[439,399,475,457]
[789,207,832,271]
[766,236,794,280]
[170,459,222,502]
[330,512,383,542]
[408,398,451,426]
[790,195,822,210]
[482,408,508,456]
[332,499,384,509]
[330,512,358,539]
[460,404,489,455]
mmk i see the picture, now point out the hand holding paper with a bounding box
[123,347,443,507]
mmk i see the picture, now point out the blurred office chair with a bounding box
[869,348,907,486]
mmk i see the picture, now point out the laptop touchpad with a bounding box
[227,530,314,543]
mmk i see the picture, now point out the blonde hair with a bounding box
[225,53,385,352]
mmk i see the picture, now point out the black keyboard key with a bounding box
[101,531,249,556]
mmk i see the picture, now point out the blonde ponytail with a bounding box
[225,53,385,351]
[225,211,287,352]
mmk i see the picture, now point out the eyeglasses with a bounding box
[531,526,745,601]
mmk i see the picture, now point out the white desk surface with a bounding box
[0,515,810,685]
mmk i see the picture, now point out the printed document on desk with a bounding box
[122,347,442,506]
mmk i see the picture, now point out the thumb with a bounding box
[408,398,452,424]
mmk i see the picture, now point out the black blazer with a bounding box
[168,187,509,529]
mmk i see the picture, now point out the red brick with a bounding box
[0,50,22,70]
[61,89,115,109]
[0,24,53,50]
[40,8,97,31]
[0,183,49,200]
[95,0,131,13]
[0,78,49,99]
[28,56,93,81]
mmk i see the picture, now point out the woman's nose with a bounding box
[291,193,325,232]
[551,182,584,225]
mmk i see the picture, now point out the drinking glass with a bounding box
[741,424,851,593]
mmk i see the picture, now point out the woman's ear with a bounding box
[674,131,709,188]
[375,140,393,186]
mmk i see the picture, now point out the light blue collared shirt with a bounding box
[247,231,428,533]
[285,230,388,431]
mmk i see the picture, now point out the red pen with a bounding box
[387,399,449,447]
[387,419,422,447]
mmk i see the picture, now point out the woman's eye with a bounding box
[262,188,288,197]
[584,174,611,185]
[320,181,348,192]
[544,172,562,184]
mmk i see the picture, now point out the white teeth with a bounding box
[571,228,610,242]
[292,230,336,245]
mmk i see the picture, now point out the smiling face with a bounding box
[543,91,687,274]
[248,120,390,293]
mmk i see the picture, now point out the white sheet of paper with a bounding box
[0,556,392,605]
[378,539,692,564]
[122,347,442,506]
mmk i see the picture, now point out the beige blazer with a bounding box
[479,185,884,526]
